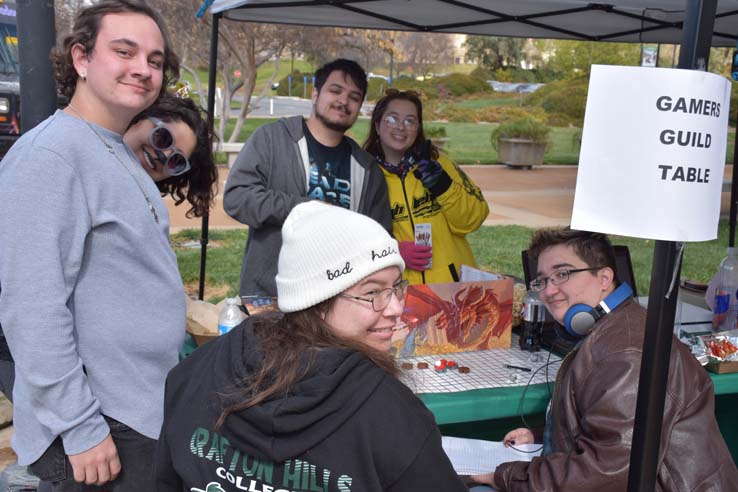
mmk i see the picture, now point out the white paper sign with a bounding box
[571,65,732,241]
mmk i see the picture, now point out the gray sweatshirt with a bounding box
[223,116,392,297]
[0,111,185,465]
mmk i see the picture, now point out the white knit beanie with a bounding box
[276,201,405,312]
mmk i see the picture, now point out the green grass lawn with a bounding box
[220,118,586,165]
[217,118,735,166]
[174,221,733,303]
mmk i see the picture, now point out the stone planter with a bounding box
[497,137,546,169]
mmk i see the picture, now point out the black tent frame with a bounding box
[220,0,738,44]
[13,1,736,491]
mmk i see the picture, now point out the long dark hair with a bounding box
[51,0,179,99]
[364,89,439,161]
[130,93,217,218]
[215,300,399,430]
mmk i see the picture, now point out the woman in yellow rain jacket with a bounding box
[364,89,489,285]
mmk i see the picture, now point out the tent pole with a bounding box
[729,102,738,247]
[627,0,716,490]
[198,11,221,301]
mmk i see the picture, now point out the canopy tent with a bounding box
[211,0,738,46]
[201,1,736,491]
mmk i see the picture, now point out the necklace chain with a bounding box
[66,103,159,223]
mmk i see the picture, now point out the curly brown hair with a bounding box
[130,93,217,218]
[51,0,179,99]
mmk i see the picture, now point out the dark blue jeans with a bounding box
[29,416,156,492]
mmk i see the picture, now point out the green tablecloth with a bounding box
[421,369,738,463]
[421,370,738,425]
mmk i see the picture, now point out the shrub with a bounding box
[443,107,479,123]
[276,71,311,98]
[425,126,447,138]
[470,66,495,81]
[390,78,439,99]
[474,106,546,124]
[545,112,578,127]
[366,78,390,100]
[473,107,504,123]
[496,106,546,123]
[422,101,445,121]
[524,75,589,126]
[431,73,492,97]
[490,117,551,150]
[508,68,539,83]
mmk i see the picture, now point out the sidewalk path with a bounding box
[168,164,734,231]
[168,165,581,231]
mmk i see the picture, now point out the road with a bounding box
[228,95,374,118]
[232,96,310,118]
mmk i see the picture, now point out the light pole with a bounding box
[389,48,394,86]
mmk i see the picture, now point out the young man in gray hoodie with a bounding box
[223,58,392,298]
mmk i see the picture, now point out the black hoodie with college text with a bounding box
[155,316,466,492]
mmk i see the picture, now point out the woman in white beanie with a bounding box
[156,201,467,492]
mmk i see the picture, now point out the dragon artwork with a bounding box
[398,281,513,355]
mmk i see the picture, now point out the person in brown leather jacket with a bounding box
[473,227,738,491]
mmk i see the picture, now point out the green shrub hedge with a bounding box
[275,71,311,97]
[524,76,589,126]
[431,73,492,97]
[490,116,551,150]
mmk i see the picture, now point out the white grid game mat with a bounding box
[399,335,563,394]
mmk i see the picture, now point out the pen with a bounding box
[504,364,532,372]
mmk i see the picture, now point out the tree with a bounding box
[544,40,640,76]
[297,27,397,73]
[54,0,85,42]
[143,0,298,143]
[464,36,525,70]
[396,32,455,77]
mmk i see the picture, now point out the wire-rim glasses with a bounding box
[530,267,604,292]
[147,117,191,177]
[340,279,409,311]
[382,114,419,130]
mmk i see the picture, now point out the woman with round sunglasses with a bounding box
[124,93,217,218]
[156,201,467,492]
[364,90,489,285]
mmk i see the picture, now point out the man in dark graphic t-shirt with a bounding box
[223,59,392,297]
[304,120,352,208]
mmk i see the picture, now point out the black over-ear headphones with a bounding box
[563,283,633,337]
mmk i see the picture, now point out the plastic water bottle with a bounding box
[520,290,545,351]
[218,297,245,335]
[712,247,738,331]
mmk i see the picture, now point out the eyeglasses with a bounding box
[340,279,409,312]
[382,114,419,130]
[147,117,191,177]
[529,267,604,293]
